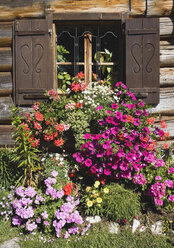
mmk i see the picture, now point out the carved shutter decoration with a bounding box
[14,19,54,105]
[125,18,159,104]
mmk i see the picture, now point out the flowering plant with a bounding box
[80,180,109,216]
[73,82,173,209]
[11,170,90,238]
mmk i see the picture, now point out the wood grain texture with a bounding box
[130,0,146,15]
[160,68,174,87]
[46,0,129,13]
[0,125,14,146]
[147,0,174,16]
[160,17,174,37]
[0,1,44,21]
[0,22,12,47]
[0,48,12,71]
[0,72,12,96]
[150,87,174,115]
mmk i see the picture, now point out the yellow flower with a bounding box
[86,186,91,192]
[103,188,109,194]
[94,181,100,188]
[96,197,102,203]
[87,200,93,207]
[86,198,90,202]
[93,200,96,203]
[97,204,101,207]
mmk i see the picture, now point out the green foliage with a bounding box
[11,105,41,186]
[94,49,118,86]
[57,45,72,91]
[19,224,174,248]
[0,220,19,245]
[0,148,20,189]
[102,184,141,222]
[42,154,70,187]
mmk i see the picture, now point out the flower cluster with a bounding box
[81,180,109,216]
[71,72,87,93]
[73,82,173,207]
[24,99,70,149]
[11,171,90,238]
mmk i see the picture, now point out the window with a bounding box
[55,21,121,85]
[13,16,160,106]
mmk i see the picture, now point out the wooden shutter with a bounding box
[125,18,159,104]
[14,18,54,105]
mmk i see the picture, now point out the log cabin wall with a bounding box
[0,0,174,146]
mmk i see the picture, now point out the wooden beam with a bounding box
[0,1,44,21]
[147,0,174,16]
[130,0,146,16]
[47,0,129,15]
[150,87,174,115]
[160,17,174,37]
[160,68,174,87]
[0,22,12,47]
[0,125,14,146]
[0,48,12,71]
[0,72,12,96]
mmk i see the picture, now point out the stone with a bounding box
[151,220,163,235]
[0,237,20,248]
[86,216,101,224]
[132,219,140,233]
[108,222,119,234]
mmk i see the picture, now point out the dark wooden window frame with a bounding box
[55,19,123,84]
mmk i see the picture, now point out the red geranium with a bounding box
[54,138,64,147]
[63,182,74,195]
[35,111,44,122]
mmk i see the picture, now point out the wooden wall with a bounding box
[0,0,174,145]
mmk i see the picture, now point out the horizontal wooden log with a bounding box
[46,0,129,14]
[0,72,12,96]
[0,125,14,146]
[150,87,174,115]
[147,0,174,16]
[160,17,174,37]
[130,0,146,16]
[160,68,174,87]
[0,97,32,123]
[0,1,44,21]
[160,49,174,67]
[0,22,12,47]
[0,48,12,71]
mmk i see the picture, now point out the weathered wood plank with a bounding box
[0,97,32,123]
[46,0,129,13]
[0,125,14,146]
[160,39,174,67]
[130,0,146,16]
[0,22,12,47]
[147,0,174,16]
[150,87,174,115]
[0,72,12,96]
[0,48,12,71]
[0,97,12,123]
[160,17,174,37]
[160,68,174,87]
[0,1,44,21]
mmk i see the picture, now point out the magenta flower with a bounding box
[84,158,92,167]
[154,198,163,206]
